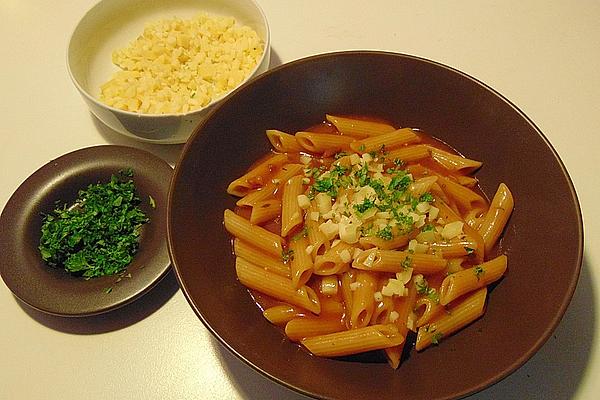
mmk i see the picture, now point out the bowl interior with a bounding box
[168,51,583,400]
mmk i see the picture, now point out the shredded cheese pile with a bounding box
[100,13,264,114]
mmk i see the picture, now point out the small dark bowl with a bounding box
[167,51,583,400]
[0,145,172,316]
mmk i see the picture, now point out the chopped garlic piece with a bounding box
[362,250,377,267]
[389,311,400,323]
[339,249,352,263]
[441,221,464,240]
[339,221,359,244]
[416,202,430,213]
[315,193,332,214]
[396,267,414,285]
[297,194,311,209]
[349,153,361,165]
[349,282,361,291]
[299,155,312,165]
[374,291,384,302]
[416,229,436,243]
[305,244,314,255]
[319,220,338,240]
[428,206,439,220]
[309,211,320,221]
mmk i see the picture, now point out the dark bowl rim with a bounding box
[167,50,584,399]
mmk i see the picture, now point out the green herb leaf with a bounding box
[474,265,485,280]
[38,170,148,278]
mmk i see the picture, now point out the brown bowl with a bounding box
[0,145,172,316]
[167,51,583,399]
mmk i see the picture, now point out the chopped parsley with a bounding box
[416,277,440,303]
[292,226,309,241]
[474,265,485,280]
[388,173,411,192]
[354,197,376,215]
[464,246,475,255]
[376,225,394,240]
[281,249,295,263]
[38,170,148,279]
[401,255,413,270]
[419,192,434,203]
[422,224,435,232]
[431,331,444,345]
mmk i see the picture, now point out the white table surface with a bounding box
[1,1,598,399]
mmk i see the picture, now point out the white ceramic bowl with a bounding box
[67,0,270,144]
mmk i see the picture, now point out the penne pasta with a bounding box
[266,129,304,152]
[285,316,346,342]
[281,175,305,237]
[302,324,405,357]
[249,199,281,225]
[236,163,305,206]
[436,175,487,214]
[352,248,447,275]
[385,144,431,164]
[235,257,321,314]
[350,128,420,154]
[428,146,482,174]
[416,287,487,351]
[478,183,514,253]
[227,153,288,196]
[233,239,291,278]
[325,114,396,138]
[289,236,314,288]
[224,210,283,258]
[349,270,378,329]
[263,304,306,325]
[438,255,507,305]
[384,277,418,368]
[295,131,355,153]
[372,294,396,325]
[409,175,438,198]
[313,241,353,275]
[414,296,446,328]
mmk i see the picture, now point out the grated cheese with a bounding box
[100,13,264,114]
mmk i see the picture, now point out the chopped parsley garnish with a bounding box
[474,265,485,280]
[401,255,413,269]
[422,224,435,232]
[464,246,475,255]
[431,332,444,345]
[292,226,309,241]
[376,225,394,240]
[354,163,370,186]
[388,173,411,192]
[419,192,434,203]
[354,198,376,215]
[394,213,414,234]
[281,249,295,263]
[38,170,148,279]
[416,277,440,303]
